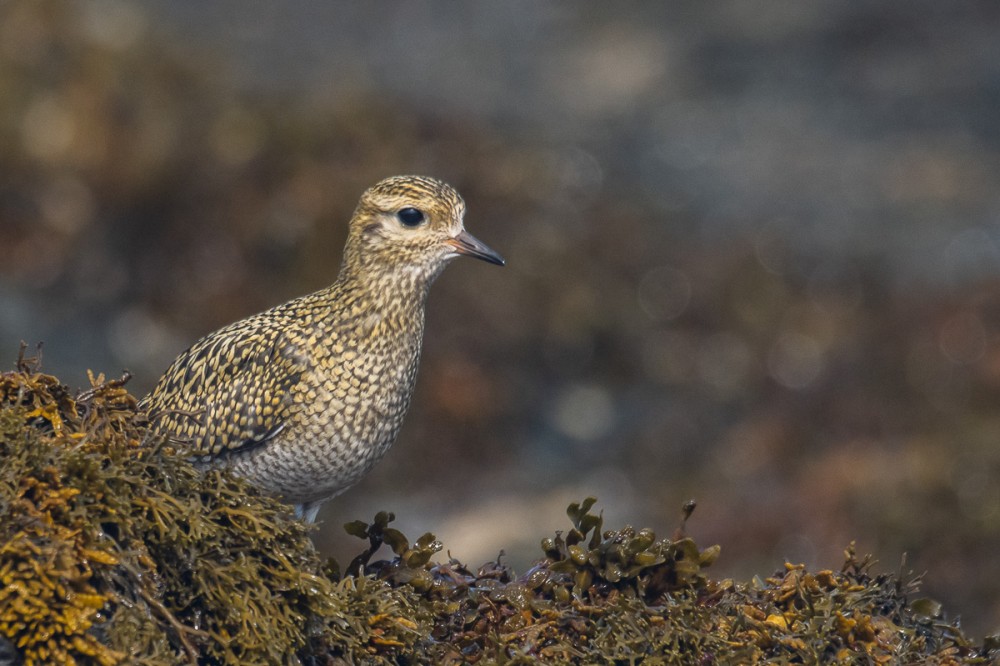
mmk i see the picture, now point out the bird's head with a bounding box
[343,175,504,286]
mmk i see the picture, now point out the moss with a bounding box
[0,351,996,664]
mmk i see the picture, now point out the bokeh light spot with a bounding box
[21,95,75,160]
[767,331,825,389]
[549,383,615,441]
[637,266,691,322]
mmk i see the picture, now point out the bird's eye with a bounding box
[397,207,425,227]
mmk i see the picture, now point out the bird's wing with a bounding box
[142,316,309,458]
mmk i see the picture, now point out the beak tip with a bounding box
[449,230,506,267]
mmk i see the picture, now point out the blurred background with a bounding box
[2,0,1000,639]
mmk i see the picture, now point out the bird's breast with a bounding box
[271,332,422,493]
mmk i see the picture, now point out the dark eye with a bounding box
[397,207,425,227]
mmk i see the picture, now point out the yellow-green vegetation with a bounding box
[0,351,417,665]
[0,350,995,665]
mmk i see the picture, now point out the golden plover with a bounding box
[141,175,504,522]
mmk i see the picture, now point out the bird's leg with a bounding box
[295,501,324,524]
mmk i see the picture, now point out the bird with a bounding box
[140,175,504,523]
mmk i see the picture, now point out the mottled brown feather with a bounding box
[140,175,503,523]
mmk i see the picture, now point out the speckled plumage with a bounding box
[141,175,504,522]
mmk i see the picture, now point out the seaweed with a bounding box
[0,348,377,664]
[0,355,996,664]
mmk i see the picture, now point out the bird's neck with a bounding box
[330,263,435,334]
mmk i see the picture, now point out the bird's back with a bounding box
[142,293,318,457]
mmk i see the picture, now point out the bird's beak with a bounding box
[445,230,505,266]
